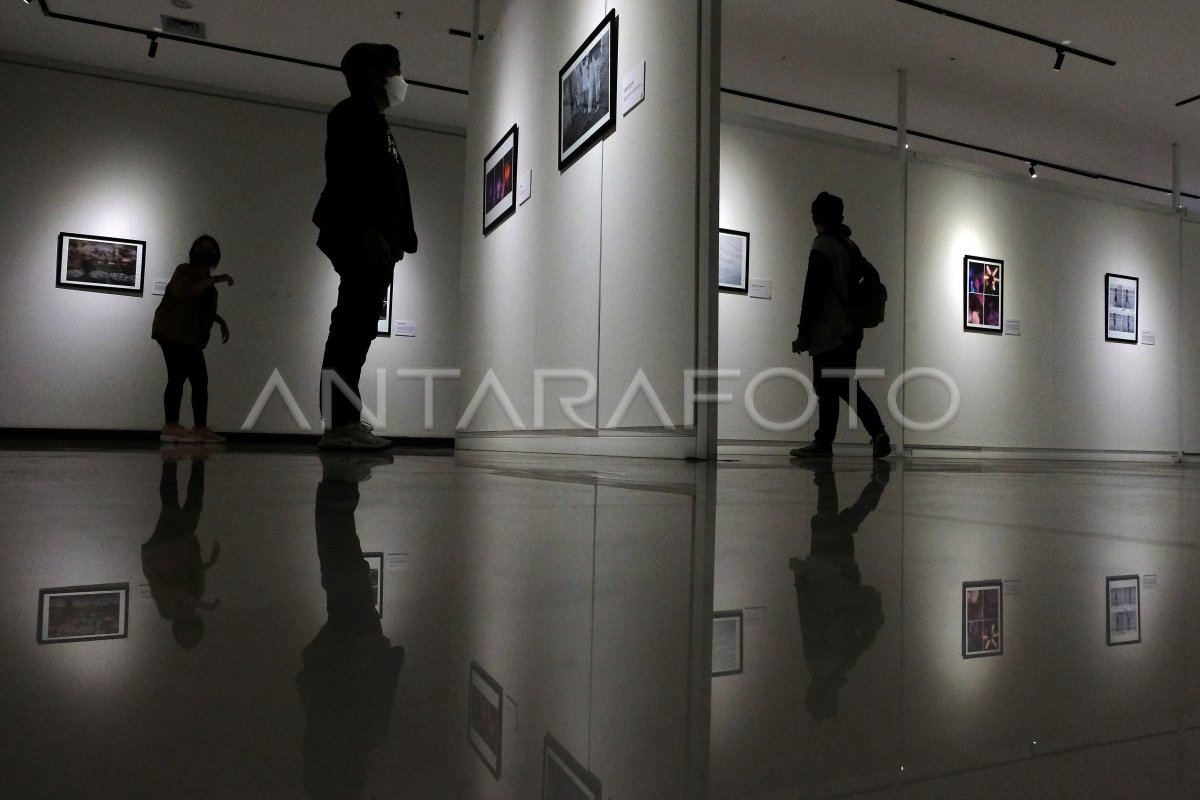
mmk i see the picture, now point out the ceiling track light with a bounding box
[147,34,158,58]
[1029,162,1038,179]
[1053,49,1065,71]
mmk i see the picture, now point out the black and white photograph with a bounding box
[718,228,750,294]
[1106,574,1141,645]
[37,583,129,644]
[543,733,602,800]
[468,660,503,779]
[712,609,744,676]
[962,580,1003,658]
[483,124,518,234]
[558,10,618,169]
[964,255,1003,333]
[57,232,145,294]
[1105,273,1139,343]
[364,552,383,617]
[377,282,393,336]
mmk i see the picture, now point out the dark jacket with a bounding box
[151,263,219,348]
[313,94,418,265]
[798,223,860,355]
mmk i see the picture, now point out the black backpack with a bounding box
[829,235,887,329]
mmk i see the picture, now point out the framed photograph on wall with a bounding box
[711,609,744,676]
[377,283,393,336]
[962,580,1002,658]
[468,661,503,779]
[558,9,618,169]
[1105,273,1138,344]
[364,552,383,617]
[57,233,145,294]
[37,583,129,644]
[543,733,602,800]
[964,256,1002,334]
[1106,574,1141,645]
[483,124,518,234]
[718,228,750,294]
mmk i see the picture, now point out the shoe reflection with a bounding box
[141,447,221,649]
[298,454,404,799]
[789,461,888,720]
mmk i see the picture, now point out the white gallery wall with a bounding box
[0,57,464,438]
[457,0,717,457]
[718,114,1193,456]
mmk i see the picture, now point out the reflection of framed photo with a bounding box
[38,583,129,644]
[57,232,145,294]
[1105,273,1138,344]
[1106,574,1141,645]
[964,255,1002,334]
[543,733,601,800]
[718,229,749,294]
[483,124,519,234]
[468,661,503,779]
[962,580,1002,658]
[364,552,383,617]
[711,609,744,676]
[377,283,393,336]
[558,10,618,169]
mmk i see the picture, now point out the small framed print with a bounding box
[964,256,1003,334]
[377,282,393,336]
[468,661,503,779]
[558,10,618,169]
[711,609,744,676]
[962,580,1002,658]
[543,733,601,800]
[1106,575,1141,645]
[718,228,750,294]
[483,124,518,234]
[57,232,146,294]
[364,552,383,617]
[1105,273,1138,344]
[38,583,129,644]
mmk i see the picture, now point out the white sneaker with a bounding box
[318,421,392,450]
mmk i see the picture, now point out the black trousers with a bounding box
[319,263,392,428]
[156,337,208,427]
[811,339,885,445]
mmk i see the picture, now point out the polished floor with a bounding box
[0,445,1196,799]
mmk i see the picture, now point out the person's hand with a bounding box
[791,335,809,354]
[206,542,221,567]
[219,320,230,344]
[365,229,392,265]
[198,598,221,611]
[215,274,234,286]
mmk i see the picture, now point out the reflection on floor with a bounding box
[0,445,1196,799]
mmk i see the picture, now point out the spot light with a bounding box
[1053,49,1065,71]
[1029,162,1038,179]
[147,34,158,58]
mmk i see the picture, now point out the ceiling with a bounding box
[3,0,1200,208]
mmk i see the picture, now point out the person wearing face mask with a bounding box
[313,42,418,451]
[151,234,234,444]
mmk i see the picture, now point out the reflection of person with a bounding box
[790,192,891,459]
[789,461,888,720]
[298,453,403,799]
[968,293,983,324]
[984,295,1000,327]
[313,43,418,450]
[141,449,220,649]
[151,235,233,444]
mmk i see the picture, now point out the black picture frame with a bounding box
[364,552,383,617]
[964,255,1003,334]
[542,733,602,800]
[37,583,130,644]
[558,9,618,170]
[1106,574,1141,646]
[962,580,1003,658]
[1104,273,1139,344]
[468,661,503,779]
[718,228,750,294]
[377,282,393,336]
[483,124,519,235]
[711,609,744,676]
[57,232,146,295]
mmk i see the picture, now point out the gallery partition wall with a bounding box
[456,0,721,459]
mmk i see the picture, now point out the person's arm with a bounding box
[325,102,392,264]
[214,314,230,344]
[798,248,833,336]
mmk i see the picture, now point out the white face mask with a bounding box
[385,75,408,107]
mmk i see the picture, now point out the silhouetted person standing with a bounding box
[314,43,417,450]
[791,192,890,459]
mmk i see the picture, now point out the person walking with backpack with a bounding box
[790,192,891,459]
